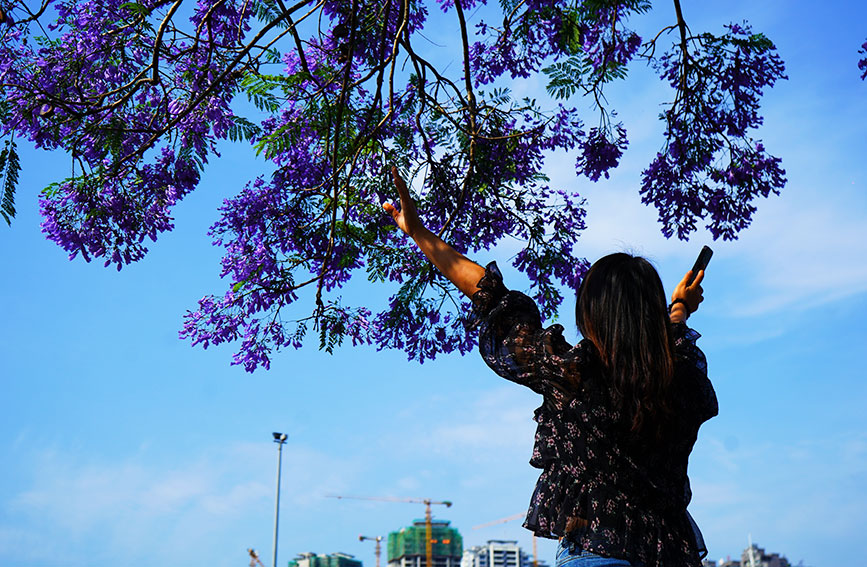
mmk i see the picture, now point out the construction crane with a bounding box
[359,535,383,567]
[472,513,525,529]
[328,495,452,567]
[472,513,537,567]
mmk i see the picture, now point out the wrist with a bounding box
[669,308,688,324]
[668,298,690,323]
[410,225,432,243]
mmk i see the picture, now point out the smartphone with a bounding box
[687,245,713,285]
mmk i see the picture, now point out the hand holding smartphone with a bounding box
[670,246,712,322]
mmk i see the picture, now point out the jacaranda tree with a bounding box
[1,0,790,370]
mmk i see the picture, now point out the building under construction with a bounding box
[388,519,463,567]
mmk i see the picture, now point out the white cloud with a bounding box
[2,442,363,567]
[543,159,867,321]
[423,386,539,459]
[724,184,867,316]
[687,431,867,562]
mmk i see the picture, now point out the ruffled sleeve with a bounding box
[469,262,578,402]
[671,322,718,425]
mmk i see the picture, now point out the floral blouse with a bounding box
[470,263,718,567]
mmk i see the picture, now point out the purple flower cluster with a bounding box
[3,0,254,267]
[40,146,199,267]
[470,1,563,85]
[859,39,867,80]
[434,0,484,14]
[641,22,787,240]
[511,186,591,320]
[576,123,628,181]
[578,4,642,73]
[321,0,428,66]
[372,288,475,364]
[468,0,643,88]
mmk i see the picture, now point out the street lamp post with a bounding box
[272,432,288,567]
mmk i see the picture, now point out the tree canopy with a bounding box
[0,0,793,370]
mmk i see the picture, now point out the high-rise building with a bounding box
[701,543,792,567]
[740,544,791,567]
[289,552,363,567]
[388,519,463,567]
[461,540,547,567]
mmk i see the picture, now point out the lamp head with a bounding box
[272,432,287,442]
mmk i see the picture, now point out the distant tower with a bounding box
[388,519,463,567]
[741,542,791,567]
[461,540,547,567]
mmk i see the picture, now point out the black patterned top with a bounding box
[471,262,718,567]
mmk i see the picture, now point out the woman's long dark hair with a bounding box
[575,253,675,440]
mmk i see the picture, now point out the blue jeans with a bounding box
[555,539,637,567]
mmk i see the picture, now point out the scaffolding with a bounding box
[388,519,463,567]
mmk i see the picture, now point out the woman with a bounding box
[384,168,717,567]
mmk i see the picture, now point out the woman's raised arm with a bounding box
[383,167,486,298]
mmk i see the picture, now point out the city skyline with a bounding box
[277,528,790,567]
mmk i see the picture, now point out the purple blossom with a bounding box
[641,22,787,240]
[435,0,484,14]
[39,146,199,268]
[577,124,628,181]
[470,9,563,85]
[579,5,642,73]
[859,39,867,80]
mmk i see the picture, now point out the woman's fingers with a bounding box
[671,267,707,317]
[383,169,404,219]
[690,271,705,306]
[391,166,411,203]
[385,167,420,237]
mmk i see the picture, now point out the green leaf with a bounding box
[228,116,262,143]
[120,3,149,15]
[0,140,21,226]
[747,33,775,51]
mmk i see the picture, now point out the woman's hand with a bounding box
[383,167,423,239]
[670,269,705,323]
[382,166,485,297]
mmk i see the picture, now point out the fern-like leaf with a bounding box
[1,140,21,226]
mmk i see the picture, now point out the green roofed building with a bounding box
[388,519,463,567]
[289,552,363,567]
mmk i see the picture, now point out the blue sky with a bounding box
[1,1,866,566]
